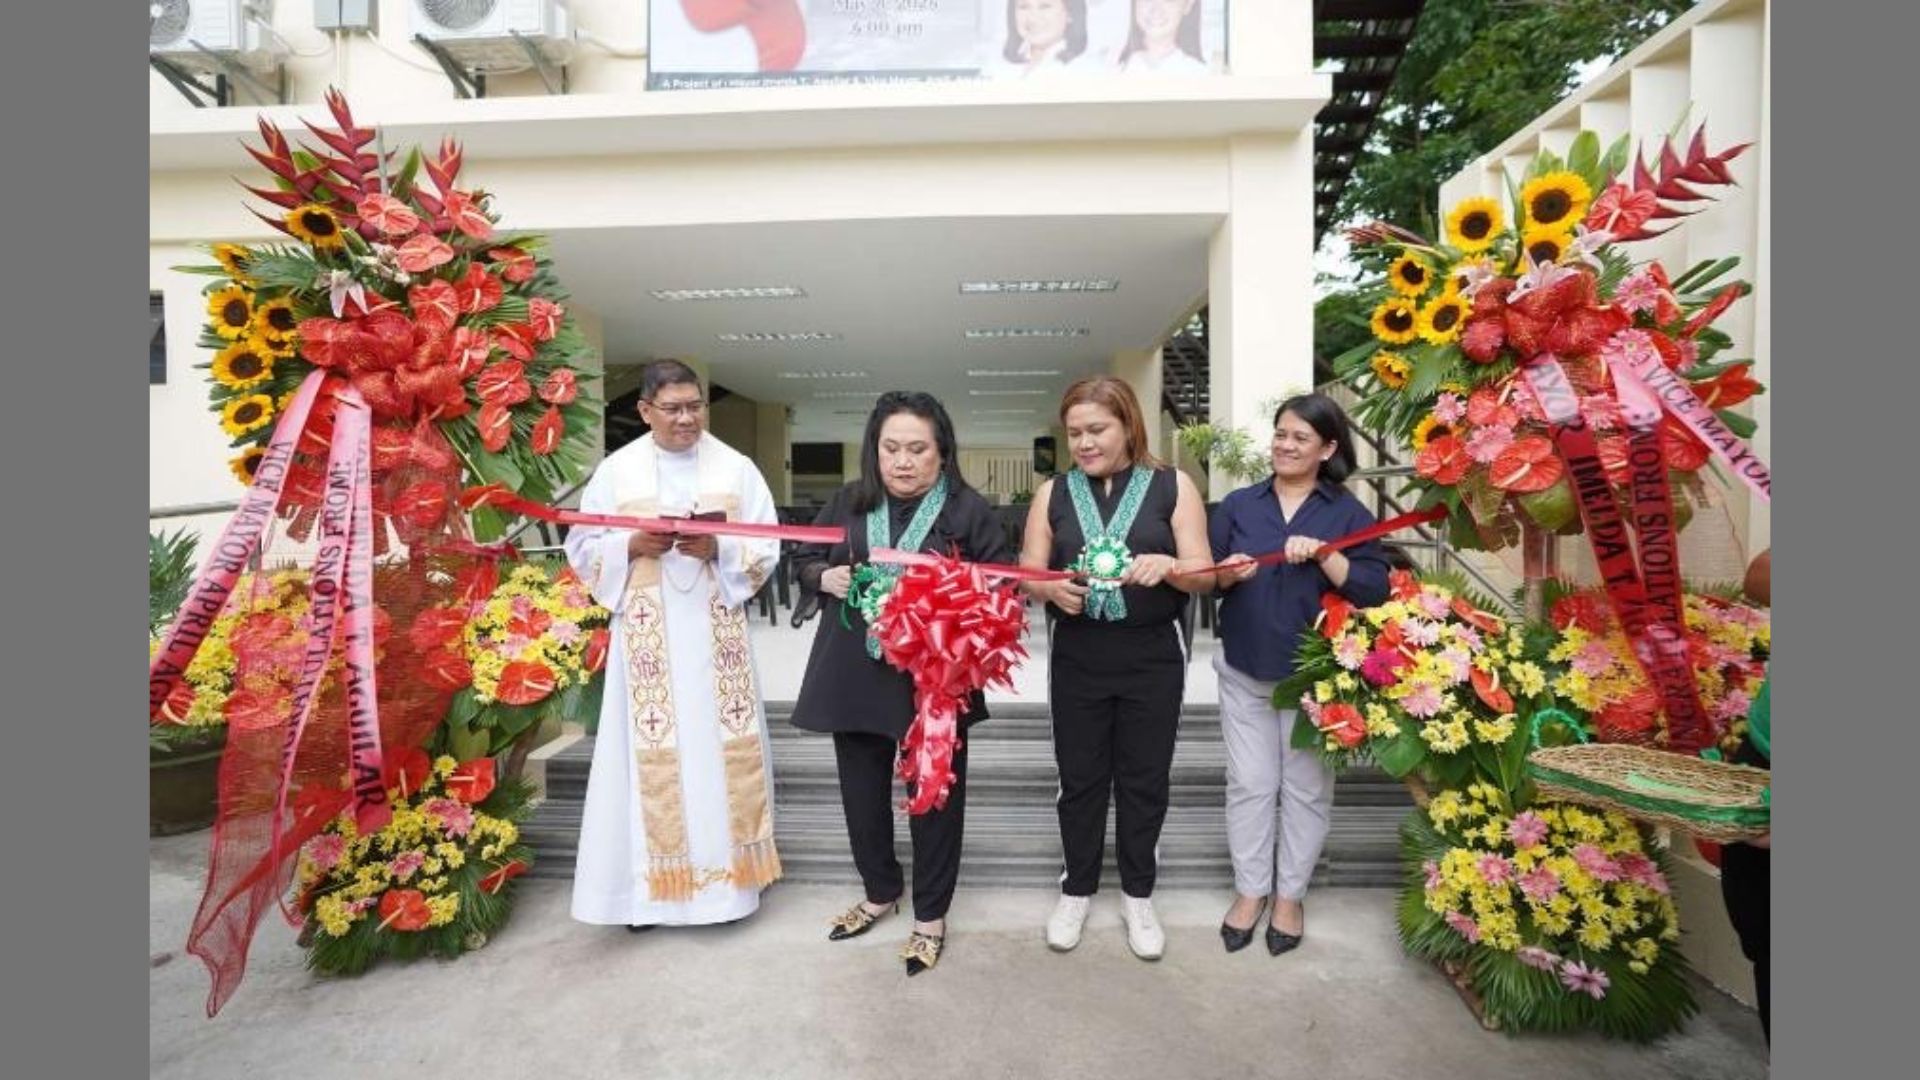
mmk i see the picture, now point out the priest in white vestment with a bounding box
[565,360,784,928]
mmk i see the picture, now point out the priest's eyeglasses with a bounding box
[645,399,707,419]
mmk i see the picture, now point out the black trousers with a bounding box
[833,731,969,921]
[1049,623,1185,898]
[1720,840,1770,1042]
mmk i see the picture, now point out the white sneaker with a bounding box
[1045,893,1091,952]
[1122,895,1165,961]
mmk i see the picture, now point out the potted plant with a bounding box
[149,529,226,835]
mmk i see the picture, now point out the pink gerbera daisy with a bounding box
[1572,639,1618,676]
[1433,392,1468,425]
[1477,854,1514,886]
[1517,945,1562,972]
[1465,424,1516,464]
[427,797,476,838]
[1445,911,1482,943]
[389,850,427,882]
[1559,959,1611,999]
[1519,865,1562,903]
[304,833,346,872]
[1573,844,1623,882]
[1614,270,1662,316]
[1333,634,1370,670]
[1424,859,1445,891]
[1400,681,1446,719]
[1508,811,1549,849]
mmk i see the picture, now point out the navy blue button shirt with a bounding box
[1208,477,1392,683]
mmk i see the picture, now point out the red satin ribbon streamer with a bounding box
[478,491,848,545]
[1522,356,1716,751]
[870,548,1076,583]
[1167,505,1451,579]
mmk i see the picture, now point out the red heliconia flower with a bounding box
[357,192,421,237]
[496,661,557,706]
[446,757,498,803]
[480,859,528,895]
[395,233,455,274]
[408,279,461,338]
[454,263,504,314]
[377,889,432,932]
[476,361,533,406]
[476,401,514,453]
[1488,436,1563,493]
[394,479,450,529]
[442,190,495,240]
[419,648,474,691]
[528,298,564,341]
[538,368,578,406]
[487,245,536,283]
[531,406,565,456]
[584,628,610,673]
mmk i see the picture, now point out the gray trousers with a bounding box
[1216,653,1335,900]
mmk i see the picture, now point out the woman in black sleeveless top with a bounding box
[1019,376,1213,961]
[789,392,1012,977]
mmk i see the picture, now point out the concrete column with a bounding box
[567,306,607,471]
[1207,131,1315,494]
[1230,0,1313,76]
[755,401,792,504]
[1110,347,1164,461]
[1627,52,1694,275]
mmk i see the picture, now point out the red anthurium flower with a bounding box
[1692,363,1761,410]
[476,401,514,453]
[370,425,414,472]
[487,246,536,283]
[1596,434,1632,485]
[1584,183,1658,238]
[455,561,500,605]
[455,263,504,314]
[1450,597,1505,635]
[442,190,495,240]
[1318,592,1354,640]
[357,193,421,237]
[531,406,565,456]
[1489,436,1563,493]
[1470,666,1516,714]
[377,889,433,932]
[1551,592,1610,634]
[1466,387,1519,429]
[448,326,493,379]
[409,606,468,651]
[584,628,610,673]
[1645,264,1684,325]
[383,747,433,798]
[1415,434,1471,485]
[1596,687,1660,742]
[394,479,450,529]
[492,324,537,362]
[419,648,474,691]
[459,483,514,511]
[528,298,564,341]
[1662,416,1711,471]
[395,233,455,274]
[446,757,498,803]
[538,368,578,406]
[480,859,529,895]
[1388,570,1422,603]
[156,682,197,725]
[1315,702,1368,749]
[476,361,533,406]
[496,661,557,706]
[408,279,461,338]
[508,607,553,640]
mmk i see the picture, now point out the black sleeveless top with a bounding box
[1045,465,1187,630]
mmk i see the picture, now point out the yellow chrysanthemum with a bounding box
[220,394,275,438]
[211,337,275,390]
[1416,293,1468,345]
[1522,224,1571,268]
[1370,296,1420,345]
[1521,171,1592,230]
[1445,197,1504,253]
[1370,351,1411,390]
[207,285,255,340]
[1387,253,1435,297]
[229,447,266,486]
[1411,414,1459,451]
[287,203,347,249]
[213,242,256,282]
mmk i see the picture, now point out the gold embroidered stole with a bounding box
[616,436,781,901]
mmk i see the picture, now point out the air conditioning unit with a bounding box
[412,0,575,73]
[149,0,283,74]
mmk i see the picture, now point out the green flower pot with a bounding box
[149,727,226,837]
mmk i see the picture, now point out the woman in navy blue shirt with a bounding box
[1209,393,1390,955]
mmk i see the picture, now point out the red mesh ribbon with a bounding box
[151,371,487,1016]
[869,556,1029,815]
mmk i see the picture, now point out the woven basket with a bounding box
[1527,744,1770,843]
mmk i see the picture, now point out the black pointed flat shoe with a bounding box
[827,899,899,941]
[1220,898,1268,954]
[901,930,945,976]
[1266,902,1304,956]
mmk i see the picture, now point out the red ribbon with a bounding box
[473,489,847,545]
[1166,505,1450,579]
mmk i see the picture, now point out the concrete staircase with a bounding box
[523,701,1414,890]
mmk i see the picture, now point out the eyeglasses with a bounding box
[644,399,707,419]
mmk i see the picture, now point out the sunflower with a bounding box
[1520,171,1592,231]
[220,394,276,438]
[1412,414,1459,452]
[229,446,267,486]
[1370,296,1421,345]
[212,242,256,282]
[1370,351,1412,390]
[1522,224,1571,267]
[207,285,254,340]
[1445,197,1504,253]
[1387,254,1435,297]
[211,338,275,390]
[287,203,346,249]
[1417,293,1469,345]
[252,296,299,351]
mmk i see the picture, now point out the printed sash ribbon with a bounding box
[1066,467,1153,621]
[856,474,948,659]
